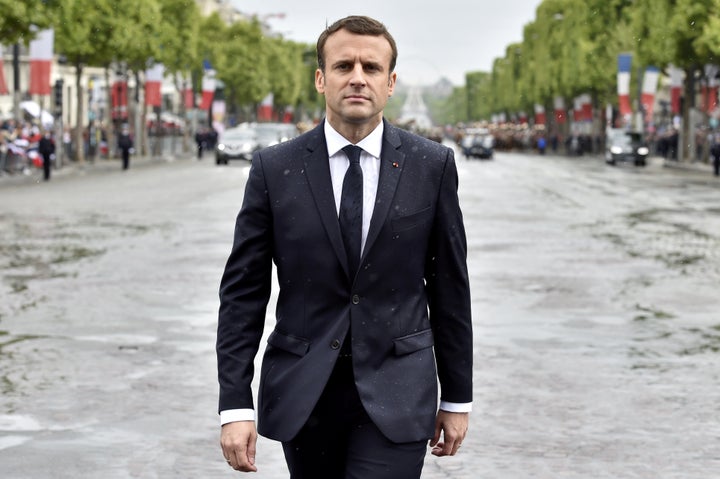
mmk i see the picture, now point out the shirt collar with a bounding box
[324,120,384,159]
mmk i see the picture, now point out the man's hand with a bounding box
[221,421,258,472]
[429,410,469,457]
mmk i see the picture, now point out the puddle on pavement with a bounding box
[0,331,46,395]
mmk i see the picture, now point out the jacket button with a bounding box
[330,339,341,349]
[352,294,360,304]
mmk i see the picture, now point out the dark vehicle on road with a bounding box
[460,128,494,159]
[215,128,259,165]
[605,128,648,166]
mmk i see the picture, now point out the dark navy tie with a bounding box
[339,145,363,277]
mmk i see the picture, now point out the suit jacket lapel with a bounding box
[303,123,351,277]
[364,120,404,261]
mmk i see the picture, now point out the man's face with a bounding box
[315,29,396,131]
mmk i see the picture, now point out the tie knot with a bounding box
[342,145,363,164]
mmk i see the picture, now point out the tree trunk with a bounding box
[681,66,697,162]
[74,63,85,165]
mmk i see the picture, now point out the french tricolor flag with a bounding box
[0,45,8,95]
[703,64,719,113]
[669,65,683,115]
[29,29,54,96]
[200,61,215,111]
[617,54,632,117]
[641,66,659,124]
[183,74,194,109]
[145,63,164,107]
[579,93,592,121]
[554,96,566,124]
[258,92,274,121]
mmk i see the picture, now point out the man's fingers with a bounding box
[221,421,258,472]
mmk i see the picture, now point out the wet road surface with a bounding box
[0,149,718,478]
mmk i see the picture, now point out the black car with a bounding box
[460,129,494,159]
[215,128,259,165]
[605,129,649,166]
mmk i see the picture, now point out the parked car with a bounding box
[460,128,494,159]
[215,127,259,164]
[605,129,648,166]
[253,122,299,149]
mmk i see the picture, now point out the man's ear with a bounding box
[315,69,325,94]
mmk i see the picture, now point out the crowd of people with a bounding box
[0,119,54,178]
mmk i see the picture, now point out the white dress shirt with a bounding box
[220,121,470,426]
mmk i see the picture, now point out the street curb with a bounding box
[0,151,196,187]
[661,157,714,174]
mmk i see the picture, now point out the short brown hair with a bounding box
[316,15,398,74]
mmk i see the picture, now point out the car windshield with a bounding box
[222,130,256,141]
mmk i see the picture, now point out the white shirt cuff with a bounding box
[220,409,255,426]
[439,400,472,413]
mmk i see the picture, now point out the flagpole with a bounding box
[12,43,20,121]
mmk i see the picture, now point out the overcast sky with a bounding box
[230,0,543,86]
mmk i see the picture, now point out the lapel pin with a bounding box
[392,162,399,168]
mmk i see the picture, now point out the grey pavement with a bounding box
[0,145,719,478]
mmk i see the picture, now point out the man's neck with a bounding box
[326,117,383,145]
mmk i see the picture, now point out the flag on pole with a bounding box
[703,64,719,114]
[573,96,583,122]
[641,66,659,124]
[258,92,274,121]
[183,74,194,109]
[0,45,8,95]
[554,96,566,124]
[669,65,683,115]
[534,104,546,125]
[580,93,593,121]
[617,53,632,116]
[200,61,215,111]
[111,78,128,120]
[145,63,164,107]
[29,29,54,96]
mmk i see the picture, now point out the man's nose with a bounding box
[349,64,366,86]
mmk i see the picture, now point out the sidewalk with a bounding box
[0,150,196,187]
[661,156,716,175]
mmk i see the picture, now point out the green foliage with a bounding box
[157,0,201,75]
[218,20,269,107]
[54,0,116,67]
[0,0,52,44]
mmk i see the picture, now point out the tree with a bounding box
[110,0,163,156]
[53,0,117,164]
[265,37,305,120]
[156,0,201,151]
[0,0,52,44]
[218,19,269,121]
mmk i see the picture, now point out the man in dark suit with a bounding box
[38,130,55,181]
[217,15,472,479]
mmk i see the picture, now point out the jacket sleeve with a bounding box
[216,154,274,412]
[425,148,473,404]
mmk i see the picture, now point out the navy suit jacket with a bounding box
[217,119,472,443]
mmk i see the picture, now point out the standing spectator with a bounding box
[710,133,720,177]
[38,129,55,181]
[195,128,206,159]
[63,127,72,160]
[118,125,133,170]
[537,135,546,155]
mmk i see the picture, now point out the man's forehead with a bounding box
[324,31,392,60]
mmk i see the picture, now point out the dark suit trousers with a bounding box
[281,356,427,479]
